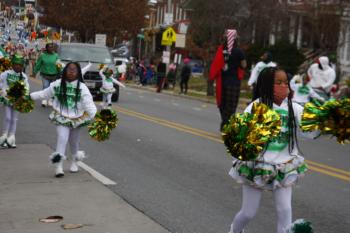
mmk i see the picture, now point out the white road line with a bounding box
[192,107,202,111]
[172,103,179,106]
[154,98,161,102]
[77,161,117,185]
[139,95,144,98]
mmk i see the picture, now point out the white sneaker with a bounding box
[74,151,86,161]
[41,99,47,107]
[0,133,8,147]
[69,161,79,173]
[6,135,16,148]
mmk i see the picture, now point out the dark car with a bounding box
[58,43,119,102]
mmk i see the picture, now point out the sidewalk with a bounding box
[0,144,169,233]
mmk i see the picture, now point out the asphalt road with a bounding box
[10,79,350,233]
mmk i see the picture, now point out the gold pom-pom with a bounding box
[222,102,281,161]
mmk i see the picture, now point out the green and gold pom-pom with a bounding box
[286,219,314,233]
[13,96,35,113]
[301,98,350,143]
[7,80,27,103]
[222,102,281,161]
[88,109,119,141]
[0,57,12,72]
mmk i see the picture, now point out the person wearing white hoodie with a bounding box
[307,56,336,99]
[31,62,97,178]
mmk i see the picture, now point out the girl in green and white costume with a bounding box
[99,66,125,108]
[31,62,97,178]
[228,67,320,233]
[0,55,29,148]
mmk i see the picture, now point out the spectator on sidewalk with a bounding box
[179,58,191,94]
[307,56,336,100]
[156,59,166,93]
[247,51,277,100]
[209,29,247,131]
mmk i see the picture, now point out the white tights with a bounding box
[103,93,113,105]
[229,185,292,233]
[2,106,19,136]
[56,125,81,156]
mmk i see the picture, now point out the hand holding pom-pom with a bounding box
[222,102,281,161]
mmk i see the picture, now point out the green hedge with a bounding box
[246,41,305,75]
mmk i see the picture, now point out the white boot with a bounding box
[0,133,8,147]
[55,161,64,178]
[69,160,79,173]
[48,99,53,107]
[70,151,85,173]
[41,99,47,107]
[49,153,66,178]
[6,135,16,148]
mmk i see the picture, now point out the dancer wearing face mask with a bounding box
[228,67,321,233]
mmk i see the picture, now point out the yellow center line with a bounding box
[115,106,220,139]
[29,77,350,182]
[115,105,350,182]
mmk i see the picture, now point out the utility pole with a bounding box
[166,0,172,72]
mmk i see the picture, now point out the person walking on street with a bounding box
[227,67,320,233]
[210,29,247,131]
[0,55,30,148]
[156,59,166,93]
[248,51,276,100]
[179,58,191,94]
[34,42,61,107]
[30,62,97,178]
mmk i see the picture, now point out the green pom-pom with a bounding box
[88,109,119,141]
[287,219,314,233]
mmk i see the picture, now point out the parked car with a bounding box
[188,59,204,74]
[58,43,119,102]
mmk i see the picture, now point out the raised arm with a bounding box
[30,83,55,100]
[81,62,92,76]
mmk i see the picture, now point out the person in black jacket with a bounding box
[156,59,166,93]
[180,58,191,94]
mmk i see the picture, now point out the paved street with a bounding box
[7,78,350,233]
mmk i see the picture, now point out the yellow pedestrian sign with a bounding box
[162,28,176,46]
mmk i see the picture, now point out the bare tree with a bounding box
[38,0,147,44]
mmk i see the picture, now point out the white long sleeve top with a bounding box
[244,99,319,164]
[99,69,125,90]
[247,61,277,86]
[291,82,324,104]
[30,79,97,120]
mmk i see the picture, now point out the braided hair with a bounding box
[58,62,84,111]
[254,67,300,153]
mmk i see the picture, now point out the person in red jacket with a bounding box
[209,29,247,131]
